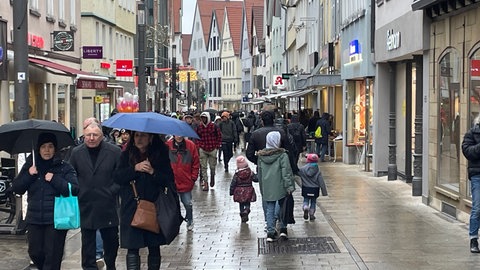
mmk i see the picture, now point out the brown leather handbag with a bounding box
[130,181,160,233]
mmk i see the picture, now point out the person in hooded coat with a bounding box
[12,132,79,270]
[298,153,328,221]
[257,131,295,242]
[195,111,222,191]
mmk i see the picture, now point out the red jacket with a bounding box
[166,138,200,193]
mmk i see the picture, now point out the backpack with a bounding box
[314,126,322,138]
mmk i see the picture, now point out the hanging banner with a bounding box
[0,19,7,80]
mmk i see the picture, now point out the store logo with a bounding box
[387,29,401,51]
[53,31,74,51]
[0,46,3,67]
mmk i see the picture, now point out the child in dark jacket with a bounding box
[230,155,257,222]
[298,153,328,221]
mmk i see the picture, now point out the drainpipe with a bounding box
[388,62,397,180]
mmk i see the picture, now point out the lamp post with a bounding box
[137,1,146,112]
[13,0,29,120]
[171,45,177,113]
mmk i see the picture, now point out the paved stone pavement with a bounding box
[2,152,480,269]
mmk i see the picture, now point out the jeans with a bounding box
[316,142,328,161]
[303,196,317,215]
[179,191,193,225]
[264,198,286,234]
[96,230,103,259]
[470,175,480,238]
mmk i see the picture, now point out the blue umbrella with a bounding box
[102,112,199,139]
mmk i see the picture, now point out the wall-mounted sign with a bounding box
[0,19,6,80]
[83,46,103,59]
[273,75,285,88]
[28,33,45,49]
[76,78,107,89]
[386,29,401,51]
[349,40,362,63]
[52,31,74,51]
[116,59,133,77]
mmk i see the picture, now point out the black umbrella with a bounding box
[0,119,74,154]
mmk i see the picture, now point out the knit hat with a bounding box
[266,131,281,149]
[306,153,319,163]
[37,132,57,149]
[236,155,248,169]
[214,116,221,122]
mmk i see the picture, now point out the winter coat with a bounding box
[257,148,296,201]
[315,116,332,144]
[69,141,121,229]
[114,141,175,248]
[219,119,238,143]
[12,155,79,225]
[246,125,291,165]
[298,163,328,198]
[166,138,200,193]
[287,120,307,151]
[462,123,480,179]
[195,113,222,151]
[230,167,257,203]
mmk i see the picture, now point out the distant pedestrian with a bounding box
[298,154,328,221]
[230,155,257,223]
[166,135,200,231]
[462,114,480,253]
[315,113,332,162]
[195,112,222,191]
[257,131,296,242]
[11,133,79,270]
[218,111,238,172]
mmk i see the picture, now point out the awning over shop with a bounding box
[296,74,342,90]
[29,57,109,89]
[286,88,316,97]
[263,90,297,99]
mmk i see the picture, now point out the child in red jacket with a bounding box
[229,155,257,222]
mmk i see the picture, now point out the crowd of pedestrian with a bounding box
[11,107,337,269]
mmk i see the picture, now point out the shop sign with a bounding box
[52,31,74,51]
[349,40,362,63]
[273,75,285,88]
[116,60,133,76]
[94,95,104,104]
[386,29,401,51]
[471,60,480,78]
[28,33,45,49]
[76,79,107,89]
[83,46,103,59]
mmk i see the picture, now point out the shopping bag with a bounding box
[130,181,160,233]
[155,180,184,244]
[54,183,80,230]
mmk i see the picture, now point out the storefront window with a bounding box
[467,47,480,197]
[346,80,373,145]
[438,49,461,192]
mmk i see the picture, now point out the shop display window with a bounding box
[467,47,480,197]
[346,80,373,146]
[437,49,460,192]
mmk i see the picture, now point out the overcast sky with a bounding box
[182,0,197,34]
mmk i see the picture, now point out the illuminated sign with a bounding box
[387,29,401,51]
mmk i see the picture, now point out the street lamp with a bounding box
[171,45,177,113]
[137,1,146,112]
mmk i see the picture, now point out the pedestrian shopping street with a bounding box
[2,153,480,270]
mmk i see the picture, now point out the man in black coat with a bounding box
[315,113,332,162]
[69,121,122,270]
[246,110,291,165]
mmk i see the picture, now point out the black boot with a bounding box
[126,254,140,270]
[147,255,161,270]
[471,238,480,253]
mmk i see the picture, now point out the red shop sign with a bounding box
[116,59,133,77]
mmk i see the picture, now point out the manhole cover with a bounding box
[258,236,340,255]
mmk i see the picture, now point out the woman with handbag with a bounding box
[114,131,175,270]
[11,132,79,270]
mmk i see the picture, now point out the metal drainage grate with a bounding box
[258,236,340,255]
